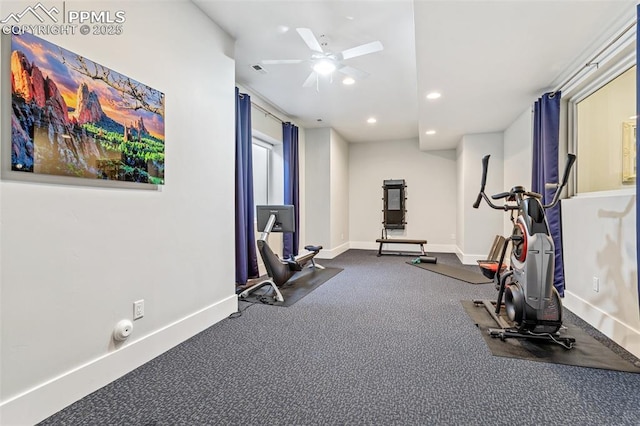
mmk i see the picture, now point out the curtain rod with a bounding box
[251,101,287,124]
[551,19,636,95]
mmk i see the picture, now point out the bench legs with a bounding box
[377,242,427,257]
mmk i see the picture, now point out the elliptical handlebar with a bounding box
[479,154,490,192]
[472,155,516,211]
[472,192,484,209]
[472,155,490,209]
[543,153,577,209]
[491,191,511,200]
[473,153,576,211]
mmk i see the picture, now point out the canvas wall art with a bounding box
[10,32,165,185]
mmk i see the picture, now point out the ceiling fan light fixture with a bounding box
[313,59,337,75]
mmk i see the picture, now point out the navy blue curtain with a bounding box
[636,4,640,312]
[235,88,258,285]
[532,92,565,296]
[283,122,300,259]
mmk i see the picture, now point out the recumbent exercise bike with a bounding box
[473,153,576,347]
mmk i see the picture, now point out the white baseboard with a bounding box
[349,241,380,251]
[0,295,238,426]
[564,290,640,359]
[454,246,487,265]
[316,242,350,259]
[427,244,456,254]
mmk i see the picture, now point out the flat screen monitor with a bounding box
[256,205,295,233]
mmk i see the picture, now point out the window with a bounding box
[252,139,271,208]
[574,65,636,193]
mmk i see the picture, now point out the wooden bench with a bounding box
[375,238,427,256]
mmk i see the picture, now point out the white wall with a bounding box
[304,127,349,258]
[456,133,504,263]
[330,129,350,253]
[456,146,465,256]
[0,2,236,424]
[349,139,457,254]
[305,128,331,250]
[251,109,282,145]
[503,108,533,236]
[562,193,640,358]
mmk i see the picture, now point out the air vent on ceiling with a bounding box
[251,64,267,74]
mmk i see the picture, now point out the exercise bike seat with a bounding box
[304,245,323,253]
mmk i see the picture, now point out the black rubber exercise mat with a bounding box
[408,261,492,284]
[462,300,640,373]
[240,267,343,307]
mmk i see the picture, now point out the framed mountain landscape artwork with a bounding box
[10,33,165,185]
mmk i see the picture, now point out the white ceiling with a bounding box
[193,0,637,150]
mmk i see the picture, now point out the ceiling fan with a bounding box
[261,28,384,88]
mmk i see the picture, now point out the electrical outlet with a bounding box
[592,277,599,293]
[133,300,144,320]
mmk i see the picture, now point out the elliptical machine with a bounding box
[473,153,576,347]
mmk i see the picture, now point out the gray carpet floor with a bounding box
[40,250,640,425]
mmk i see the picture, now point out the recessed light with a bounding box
[367,117,377,124]
[342,77,355,85]
[277,25,290,33]
[426,92,441,100]
[346,16,355,21]
[425,130,436,135]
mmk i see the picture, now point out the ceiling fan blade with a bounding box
[338,65,370,80]
[340,41,383,60]
[296,28,323,53]
[302,71,317,88]
[261,59,305,65]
